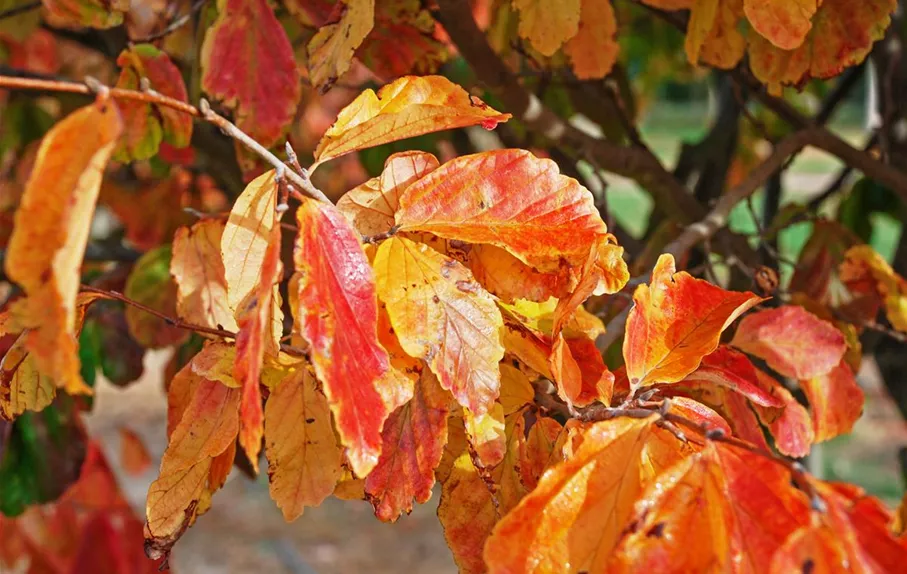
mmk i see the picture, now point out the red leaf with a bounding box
[294,199,400,477]
[731,305,846,380]
[201,0,301,147]
[801,360,864,443]
[682,346,785,408]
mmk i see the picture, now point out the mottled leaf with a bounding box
[312,76,510,168]
[171,219,238,332]
[744,0,818,50]
[374,236,504,414]
[840,244,907,332]
[801,360,864,443]
[308,0,374,91]
[464,402,505,469]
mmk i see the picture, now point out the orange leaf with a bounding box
[498,362,535,416]
[484,416,692,573]
[731,305,846,379]
[840,244,907,332]
[517,413,564,491]
[694,0,746,69]
[337,151,440,236]
[752,369,814,458]
[365,370,450,521]
[744,0,818,50]
[374,236,504,414]
[264,364,342,522]
[624,254,762,390]
[145,374,240,558]
[770,481,907,573]
[120,427,152,476]
[467,244,571,303]
[549,335,614,407]
[608,442,809,573]
[396,149,607,273]
[294,199,399,477]
[513,0,580,56]
[5,101,122,395]
[307,0,374,91]
[201,0,301,147]
[564,0,619,79]
[171,219,238,332]
[801,360,864,443]
[312,76,510,168]
[438,448,498,574]
[748,0,896,90]
[681,346,785,408]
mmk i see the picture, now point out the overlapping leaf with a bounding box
[608,442,809,573]
[307,0,375,91]
[295,199,403,477]
[624,254,762,390]
[114,44,192,161]
[563,0,619,79]
[201,0,301,147]
[840,244,907,332]
[0,336,54,420]
[513,0,580,56]
[801,360,864,443]
[731,305,846,380]
[396,149,608,273]
[264,364,341,522]
[374,236,504,414]
[312,76,510,167]
[4,101,122,395]
[171,219,238,332]
[365,370,449,521]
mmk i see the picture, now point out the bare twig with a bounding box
[132,0,208,43]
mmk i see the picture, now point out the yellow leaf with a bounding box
[513,0,581,56]
[374,236,505,414]
[0,337,54,420]
[313,76,510,168]
[464,402,506,469]
[4,101,122,395]
[171,219,238,332]
[264,365,341,522]
[307,0,375,91]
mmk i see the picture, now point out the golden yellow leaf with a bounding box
[171,219,238,332]
[564,0,619,79]
[513,0,581,56]
[307,0,375,91]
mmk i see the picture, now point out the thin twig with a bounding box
[132,0,208,43]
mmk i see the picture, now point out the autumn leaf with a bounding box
[357,0,448,79]
[467,244,571,303]
[564,0,619,79]
[312,76,510,168]
[171,219,238,332]
[840,244,907,332]
[801,360,864,443]
[308,0,375,91]
[744,0,818,50]
[264,364,341,522]
[608,442,809,573]
[623,254,762,390]
[752,369,814,458]
[513,0,580,56]
[120,427,152,476]
[374,236,504,414]
[498,362,535,416]
[0,336,54,420]
[124,245,187,349]
[438,448,498,574]
[201,0,301,147]
[337,151,439,236]
[396,149,608,273]
[114,44,192,162]
[365,370,449,521]
[5,101,122,395]
[42,0,128,28]
[694,0,747,69]
[145,375,239,558]
[731,305,846,380]
[748,0,896,90]
[681,346,785,408]
[550,335,614,407]
[484,416,693,573]
[295,199,402,477]
[464,402,506,469]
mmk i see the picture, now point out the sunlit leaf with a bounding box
[564,0,619,79]
[464,402,506,469]
[840,244,907,332]
[307,0,374,91]
[624,254,762,390]
[801,360,864,443]
[264,364,341,522]
[375,236,504,414]
[396,149,608,273]
[467,245,571,303]
[171,219,238,333]
[312,76,510,168]
[4,101,122,395]
[201,0,301,147]
[608,442,809,573]
[513,0,580,56]
[681,346,785,408]
[365,370,449,521]
[114,44,192,161]
[731,305,846,380]
[744,0,818,50]
[295,199,402,477]
[485,416,692,573]
[337,151,439,236]
[752,368,814,458]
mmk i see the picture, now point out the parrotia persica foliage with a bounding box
[1,1,907,573]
